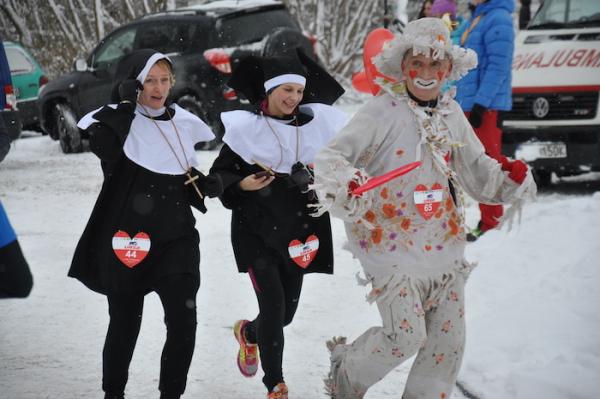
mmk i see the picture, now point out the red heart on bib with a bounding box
[288,235,319,269]
[413,183,444,220]
[112,231,151,268]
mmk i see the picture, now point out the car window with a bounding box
[92,27,137,68]
[135,22,200,54]
[215,9,299,47]
[5,47,34,75]
[569,0,600,23]
[530,0,600,26]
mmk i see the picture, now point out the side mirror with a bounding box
[74,58,88,72]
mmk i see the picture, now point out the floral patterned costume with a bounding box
[312,78,536,398]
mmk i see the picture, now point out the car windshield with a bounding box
[92,28,136,67]
[528,0,600,29]
[135,22,203,54]
[214,9,299,46]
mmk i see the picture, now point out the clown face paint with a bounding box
[413,78,440,90]
[402,53,451,101]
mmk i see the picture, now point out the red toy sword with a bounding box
[351,161,422,196]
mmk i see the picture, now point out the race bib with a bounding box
[112,231,151,268]
[413,183,444,220]
[288,235,319,269]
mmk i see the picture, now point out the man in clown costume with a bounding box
[312,18,536,399]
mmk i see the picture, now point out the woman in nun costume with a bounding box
[68,49,222,399]
[209,49,347,399]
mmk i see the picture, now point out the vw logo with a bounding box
[532,97,550,118]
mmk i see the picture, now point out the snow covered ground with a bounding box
[1,128,599,399]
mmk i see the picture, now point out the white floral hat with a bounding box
[373,17,477,82]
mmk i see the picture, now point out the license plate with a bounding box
[515,142,567,161]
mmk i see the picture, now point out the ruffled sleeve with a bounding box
[312,102,387,221]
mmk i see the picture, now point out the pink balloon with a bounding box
[363,28,397,95]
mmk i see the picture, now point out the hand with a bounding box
[347,170,365,196]
[499,156,528,184]
[239,173,275,191]
[288,162,313,192]
[118,79,142,105]
[202,173,223,198]
[468,103,486,129]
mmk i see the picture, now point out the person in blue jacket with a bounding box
[0,201,32,298]
[455,0,515,241]
[0,118,33,298]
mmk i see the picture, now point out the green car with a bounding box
[4,41,47,130]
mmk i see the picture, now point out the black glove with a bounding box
[118,79,142,110]
[92,105,135,142]
[468,103,486,129]
[201,173,224,198]
[287,162,314,192]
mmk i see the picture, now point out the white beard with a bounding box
[413,78,440,90]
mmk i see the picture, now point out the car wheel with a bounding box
[176,95,223,150]
[532,169,552,187]
[55,103,83,154]
[262,27,315,58]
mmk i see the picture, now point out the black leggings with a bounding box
[102,274,199,398]
[244,255,304,391]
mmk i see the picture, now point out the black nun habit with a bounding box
[68,50,215,294]
[210,48,347,276]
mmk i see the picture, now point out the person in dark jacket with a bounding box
[209,49,347,399]
[519,0,532,29]
[455,0,516,241]
[0,116,10,163]
[0,117,33,299]
[68,49,222,399]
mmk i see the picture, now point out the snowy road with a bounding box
[1,132,599,399]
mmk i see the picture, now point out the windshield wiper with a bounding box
[528,21,567,30]
[566,15,600,27]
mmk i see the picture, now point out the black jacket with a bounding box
[210,144,333,275]
[68,105,210,294]
[0,116,10,163]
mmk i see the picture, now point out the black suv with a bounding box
[38,0,316,153]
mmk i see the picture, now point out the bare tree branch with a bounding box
[94,0,104,41]
[0,0,32,45]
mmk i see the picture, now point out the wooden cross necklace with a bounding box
[138,102,203,199]
[261,115,300,174]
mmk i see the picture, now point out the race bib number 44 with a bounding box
[413,183,444,220]
[112,231,151,268]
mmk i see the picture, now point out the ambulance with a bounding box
[502,0,600,186]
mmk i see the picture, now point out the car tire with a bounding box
[55,103,83,154]
[176,95,223,150]
[532,169,552,187]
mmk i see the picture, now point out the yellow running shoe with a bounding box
[233,319,259,377]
